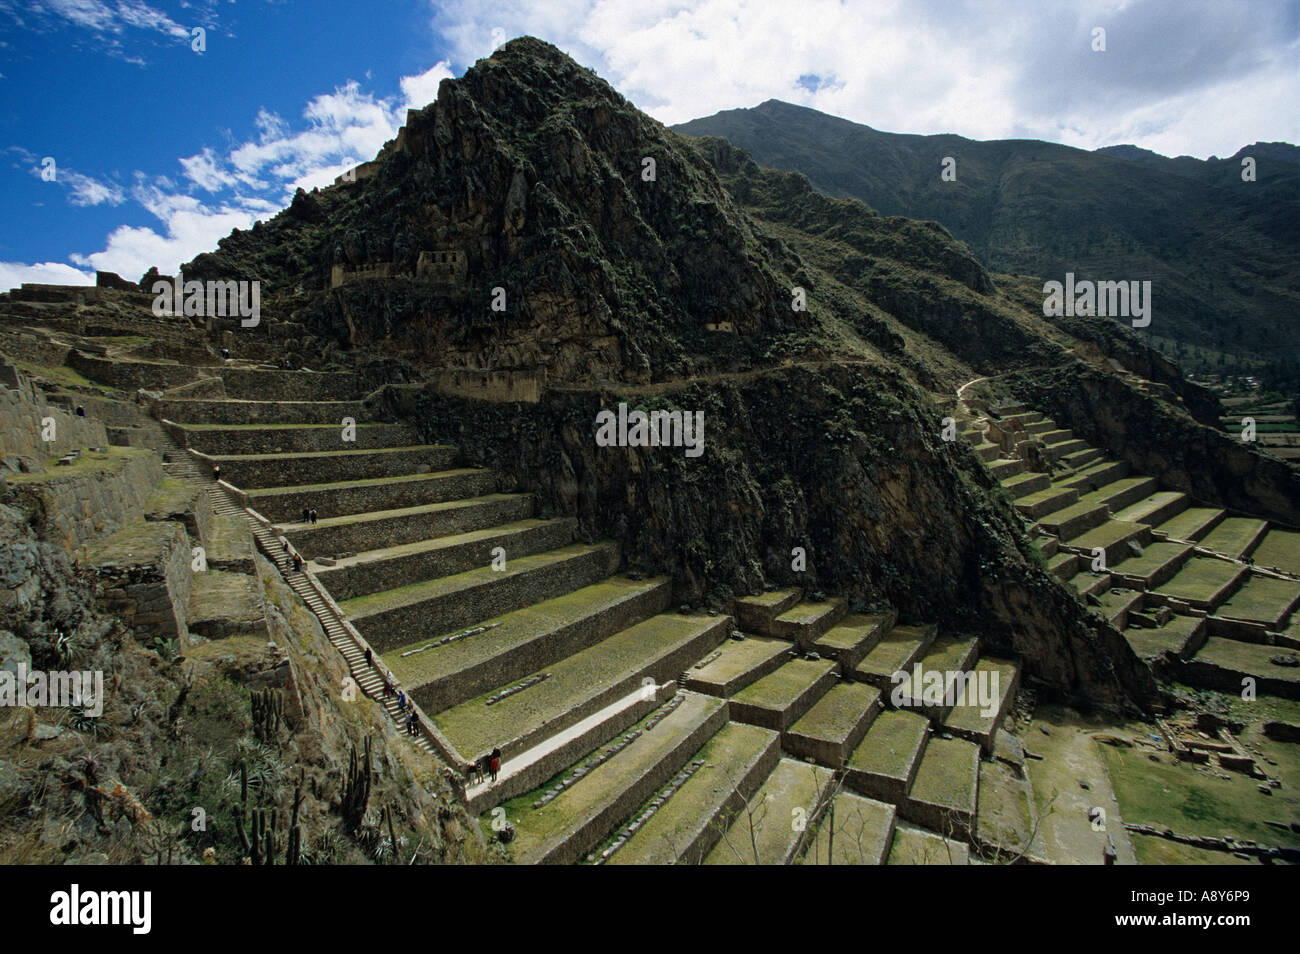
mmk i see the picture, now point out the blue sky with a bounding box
[2,0,1297,291]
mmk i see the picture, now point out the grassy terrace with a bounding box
[703,759,832,865]
[787,682,880,747]
[144,475,198,513]
[906,737,980,817]
[605,722,779,865]
[329,519,553,565]
[387,576,666,688]
[1253,529,1300,575]
[815,613,890,655]
[1037,496,1103,526]
[84,520,179,563]
[500,693,725,863]
[855,625,935,682]
[1154,557,1245,607]
[1111,541,1192,581]
[244,466,487,497]
[1097,588,1143,621]
[188,570,263,627]
[1156,507,1224,541]
[179,421,389,431]
[684,635,789,695]
[945,657,1018,738]
[800,792,896,865]
[1076,477,1154,508]
[5,445,151,483]
[774,600,839,625]
[341,541,615,620]
[1191,637,1300,689]
[1114,490,1185,523]
[731,658,835,711]
[886,825,968,865]
[1199,517,1268,558]
[892,635,979,710]
[1069,518,1147,554]
[1123,615,1204,660]
[847,709,929,784]
[1215,575,1300,626]
[432,611,726,760]
[292,493,528,530]
[206,512,253,565]
[207,443,453,462]
[1101,734,1300,854]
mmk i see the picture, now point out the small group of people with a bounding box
[300,507,319,524]
[467,748,502,785]
[405,710,421,736]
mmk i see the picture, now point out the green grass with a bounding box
[1100,743,1300,851]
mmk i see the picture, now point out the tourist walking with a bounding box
[364,647,373,668]
[489,747,501,782]
[309,507,318,524]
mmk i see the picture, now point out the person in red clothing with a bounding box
[489,747,501,782]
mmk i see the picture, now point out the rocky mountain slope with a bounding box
[673,100,1300,360]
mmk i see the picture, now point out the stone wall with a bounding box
[66,350,198,392]
[429,368,546,404]
[0,365,108,462]
[6,448,163,551]
[86,520,193,647]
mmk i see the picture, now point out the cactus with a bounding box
[250,688,284,745]
[340,736,372,833]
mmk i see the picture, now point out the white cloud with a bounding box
[423,0,1300,159]
[0,260,93,292]
[43,61,453,281]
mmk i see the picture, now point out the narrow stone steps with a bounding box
[888,635,981,723]
[999,471,1051,500]
[1038,499,1111,541]
[987,457,1025,480]
[1015,485,1079,520]
[1067,518,1153,567]
[766,599,848,646]
[1053,458,1127,492]
[1044,438,1088,461]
